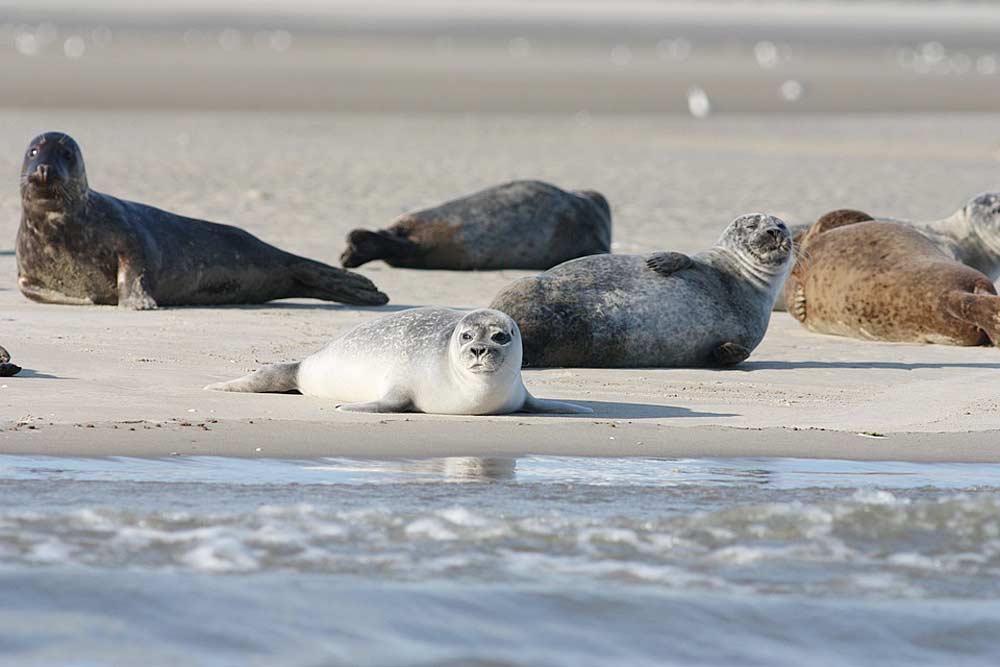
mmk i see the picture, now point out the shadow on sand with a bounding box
[528,400,736,420]
[189,303,419,313]
[9,369,66,379]
[739,360,1000,371]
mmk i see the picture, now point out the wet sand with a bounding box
[2,111,1000,461]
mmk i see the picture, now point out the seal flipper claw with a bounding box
[713,342,751,366]
[292,260,389,306]
[646,251,693,277]
[340,229,418,268]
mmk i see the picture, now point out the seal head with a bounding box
[716,213,793,292]
[963,192,1000,258]
[21,132,88,214]
[452,309,521,375]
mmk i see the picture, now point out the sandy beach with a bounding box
[3,110,999,461]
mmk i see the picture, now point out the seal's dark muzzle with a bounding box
[31,164,51,185]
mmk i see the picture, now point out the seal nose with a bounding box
[470,345,488,360]
[33,164,50,185]
[766,227,783,241]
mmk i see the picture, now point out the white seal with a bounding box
[205,307,591,415]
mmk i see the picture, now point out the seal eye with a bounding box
[28,148,37,158]
[491,332,511,345]
[461,332,473,342]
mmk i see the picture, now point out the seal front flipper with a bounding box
[117,258,157,310]
[646,252,693,277]
[943,287,1000,345]
[18,278,95,306]
[340,229,418,268]
[292,259,389,306]
[520,394,593,414]
[205,362,300,393]
[712,342,751,366]
[337,388,413,413]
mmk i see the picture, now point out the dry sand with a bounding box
[2,111,1000,460]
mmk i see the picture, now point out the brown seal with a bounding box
[16,132,388,309]
[340,180,611,270]
[784,212,1000,345]
[0,345,20,377]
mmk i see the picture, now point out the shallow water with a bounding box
[2,455,1000,666]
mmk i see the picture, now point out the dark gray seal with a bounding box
[340,180,611,270]
[16,132,388,309]
[490,214,793,368]
[0,345,20,377]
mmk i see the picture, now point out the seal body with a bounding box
[205,307,591,415]
[340,180,612,270]
[784,219,1000,346]
[776,195,1000,311]
[0,345,20,377]
[490,214,793,368]
[16,132,388,309]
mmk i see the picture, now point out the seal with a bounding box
[784,216,1000,345]
[0,345,21,377]
[340,180,612,270]
[205,307,593,415]
[776,194,1000,310]
[16,132,388,309]
[489,213,793,367]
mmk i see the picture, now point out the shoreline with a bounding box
[3,419,1000,462]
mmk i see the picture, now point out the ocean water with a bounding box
[2,455,1000,666]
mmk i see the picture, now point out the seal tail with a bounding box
[340,229,417,268]
[291,259,389,306]
[205,362,301,393]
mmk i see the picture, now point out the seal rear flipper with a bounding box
[520,394,593,415]
[292,260,389,306]
[340,229,418,268]
[943,288,1000,345]
[712,342,751,366]
[646,252,693,277]
[205,362,300,393]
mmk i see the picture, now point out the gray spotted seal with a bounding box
[205,307,592,415]
[0,345,20,377]
[784,215,1000,346]
[777,194,1000,310]
[16,132,388,309]
[490,214,793,367]
[340,180,611,270]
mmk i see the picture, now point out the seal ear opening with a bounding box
[340,229,417,268]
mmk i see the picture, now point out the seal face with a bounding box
[490,214,793,368]
[204,307,591,415]
[340,180,612,270]
[784,217,1000,346]
[16,131,388,309]
[0,345,21,377]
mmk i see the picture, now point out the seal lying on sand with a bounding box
[784,212,1000,346]
[16,132,388,309]
[340,180,611,270]
[0,346,21,377]
[776,194,1000,310]
[205,307,592,415]
[490,214,793,367]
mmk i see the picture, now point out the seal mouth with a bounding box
[467,363,498,374]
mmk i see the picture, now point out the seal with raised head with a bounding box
[784,214,1000,346]
[0,345,21,377]
[776,194,1000,310]
[340,180,612,270]
[205,307,592,415]
[16,132,388,309]
[490,214,793,368]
